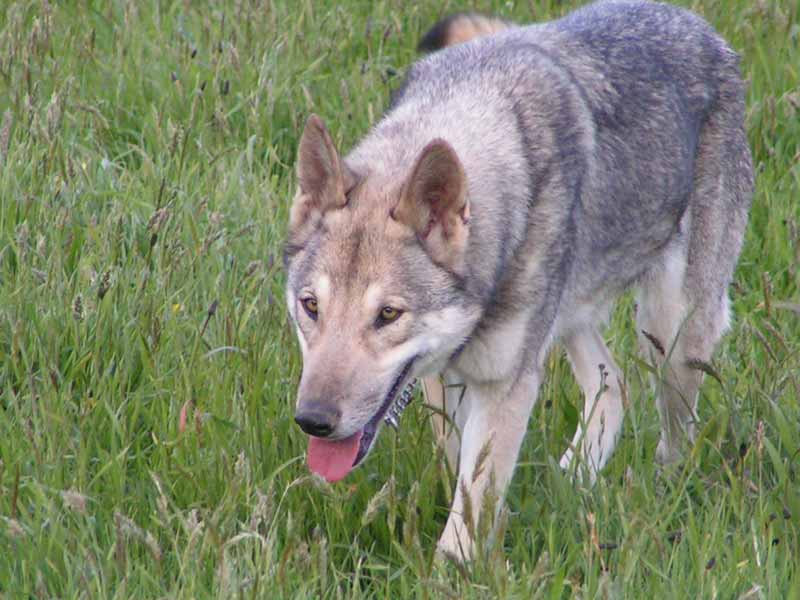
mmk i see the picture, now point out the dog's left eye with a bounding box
[376,306,403,326]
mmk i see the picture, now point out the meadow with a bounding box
[1,0,798,597]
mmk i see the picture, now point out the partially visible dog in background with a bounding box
[284,1,753,560]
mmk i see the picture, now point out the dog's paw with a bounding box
[558,447,575,471]
[655,437,684,465]
[434,543,464,566]
[558,447,599,486]
[436,521,473,563]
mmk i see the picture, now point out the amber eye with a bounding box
[377,306,402,326]
[301,297,318,320]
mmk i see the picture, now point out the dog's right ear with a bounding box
[290,115,356,233]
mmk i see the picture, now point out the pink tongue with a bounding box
[307,431,363,482]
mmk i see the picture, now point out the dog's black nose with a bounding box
[295,405,339,437]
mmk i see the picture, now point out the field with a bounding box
[1,0,799,597]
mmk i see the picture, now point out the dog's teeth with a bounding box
[385,415,399,430]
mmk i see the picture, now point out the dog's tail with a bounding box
[417,13,514,53]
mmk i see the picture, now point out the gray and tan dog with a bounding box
[284,0,753,560]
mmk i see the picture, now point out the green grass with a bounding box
[1,0,798,597]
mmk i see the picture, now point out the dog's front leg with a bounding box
[423,372,472,473]
[437,370,540,561]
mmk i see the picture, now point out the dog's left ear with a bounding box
[291,114,357,234]
[392,139,470,272]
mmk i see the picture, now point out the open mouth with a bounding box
[305,359,417,483]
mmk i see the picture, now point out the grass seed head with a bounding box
[61,490,89,515]
[72,294,84,322]
[0,109,12,162]
[4,517,26,538]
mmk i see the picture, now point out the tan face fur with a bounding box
[285,115,480,439]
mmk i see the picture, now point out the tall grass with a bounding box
[1,0,798,597]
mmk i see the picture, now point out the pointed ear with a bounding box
[392,139,470,271]
[291,114,356,232]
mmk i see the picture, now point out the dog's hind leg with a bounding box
[637,78,753,464]
[636,237,699,464]
[558,326,625,480]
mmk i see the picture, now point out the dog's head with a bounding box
[284,115,480,481]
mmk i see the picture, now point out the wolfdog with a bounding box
[284,0,753,559]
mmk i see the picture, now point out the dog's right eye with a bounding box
[301,297,318,320]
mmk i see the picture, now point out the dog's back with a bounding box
[351,0,750,305]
